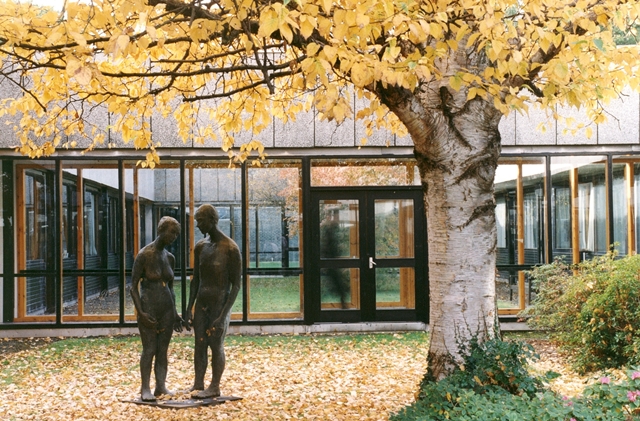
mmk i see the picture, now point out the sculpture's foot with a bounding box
[154,387,174,397]
[192,385,220,399]
[189,384,205,392]
[141,389,156,402]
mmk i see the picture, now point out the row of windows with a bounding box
[494,156,640,312]
[2,153,638,324]
[1,157,421,324]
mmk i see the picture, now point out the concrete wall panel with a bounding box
[598,89,640,145]
[515,105,556,145]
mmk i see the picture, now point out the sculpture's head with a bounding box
[158,216,180,237]
[195,204,220,227]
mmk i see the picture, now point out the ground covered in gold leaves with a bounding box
[0,332,601,421]
[1,333,429,421]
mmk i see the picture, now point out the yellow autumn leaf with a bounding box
[68,30,87,47]
[258,8,279,38]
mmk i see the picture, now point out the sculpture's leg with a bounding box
[193,331,225,399]
[153,324,174,397]
[191,312,208,392]
[139,326,157,401]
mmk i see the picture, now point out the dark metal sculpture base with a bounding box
[122,395,242,409]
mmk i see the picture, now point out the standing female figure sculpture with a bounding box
[130,216,184,401]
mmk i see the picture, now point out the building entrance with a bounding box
[306,187,427,323]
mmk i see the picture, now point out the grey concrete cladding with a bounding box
[0,83,638,150]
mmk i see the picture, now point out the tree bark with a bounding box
[380,79,502,380]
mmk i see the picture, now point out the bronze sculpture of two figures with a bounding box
[130,204,241,403]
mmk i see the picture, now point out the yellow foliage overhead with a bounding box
[0,0,638,162]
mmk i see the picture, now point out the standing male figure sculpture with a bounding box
[186,204,242,399]
[130,216,184,402]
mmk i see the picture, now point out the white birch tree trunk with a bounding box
[378,51,503,380]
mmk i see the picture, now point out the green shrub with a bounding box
[417,334,548,398]
[391,335,640,421]
[522,252,640,373]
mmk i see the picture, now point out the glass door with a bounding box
[308,188,426,323]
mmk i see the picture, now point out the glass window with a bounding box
[523,192,539,250]
[320,200,359,259]
[634,163,640,254]
[247,160,302,319]
[375,199,414,259]
[496,270,532,309]
[183,161,244,319]
[0,161,3,279]
[495,196,507,249]
[553,186,571,250]
[83,166,121,317]
[495,157,546,311]
[577,163,607,256]
[248,163,301,269]
[494,163,517,264]
[612,164,628,255]
[521,158,546,264]
[25,169,55,316]
[551,156,607,263]
[311,158,419,186]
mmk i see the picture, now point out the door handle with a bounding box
[369,257,376,269]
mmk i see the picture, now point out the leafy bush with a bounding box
[418,334,549,398]
[522,252,640,373]
[391,335,640,421]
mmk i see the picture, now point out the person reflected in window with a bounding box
[321,216,349,309]
[130,216,184,402]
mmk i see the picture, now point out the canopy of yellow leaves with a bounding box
[0,0,638,162]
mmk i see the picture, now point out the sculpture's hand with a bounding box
[173,314,184,333]
[139,312,157,329]
[184,310,193,331]
[206,318,225,338]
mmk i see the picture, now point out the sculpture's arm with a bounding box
[130,251,157,328]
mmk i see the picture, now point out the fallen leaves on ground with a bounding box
[526,339,626,398]
[0,333,429,421]
[1,333,608,421]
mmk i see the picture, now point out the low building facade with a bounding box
[1,88,640,331]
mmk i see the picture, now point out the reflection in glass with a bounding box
[494,163,518,266]
[247,275,301,313]
[376,267,415,309]
[23,169,55,315]
[635,164,640,254]
[494,158,546,310]
[550,161,571,259]
[496,271,532,308]
[577,163,607,259]
[612,164,627,255]
[0,161,3,275]
[320,200,359,259]
[522,161,546,265]
[321,268,359,309]
[185,162,244,316]
[311,158,419,186]
[82,167,122,316]
[248,164,301,269]
[246,161,302,319]
[375,199,414,259]
[494,159,546,265]
[62,180,79,316]
[495,196,507,249]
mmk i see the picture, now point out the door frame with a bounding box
[304,186,428,324]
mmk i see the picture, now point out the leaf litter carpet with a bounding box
[1,333,429,421]
[0,333,597,420]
